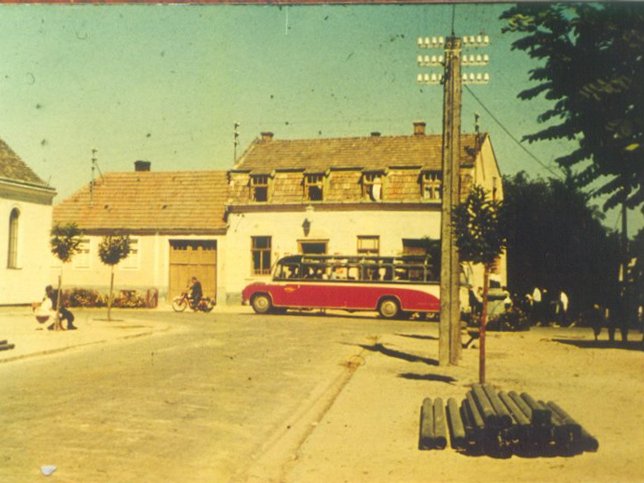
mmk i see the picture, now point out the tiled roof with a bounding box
[0,137,49,186]
[234,133,481,173]
[53,170,229,234]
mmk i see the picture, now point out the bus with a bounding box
[241,254,444,319]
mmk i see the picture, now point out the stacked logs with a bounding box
[419,384,599,456]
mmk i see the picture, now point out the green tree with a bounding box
[98,234,131,321]
[50,223,83,329]
[500,3,643,212]
[503,172,621,314]
[454,185,507,383]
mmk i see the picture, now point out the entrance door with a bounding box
[169,240,217,301]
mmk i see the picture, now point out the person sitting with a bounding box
[39,285,77,330]
[188,276,203,310]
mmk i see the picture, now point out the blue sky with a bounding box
[0,4,640,233]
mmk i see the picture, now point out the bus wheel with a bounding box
[251,294,272,314]
[378,298,400,319]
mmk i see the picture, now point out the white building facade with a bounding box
[0,139,56,305]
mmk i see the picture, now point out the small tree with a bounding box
[98,234,131,321]
[454,186,507,383]
[50,223,83,330]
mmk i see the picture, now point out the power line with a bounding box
[463,84,564,180]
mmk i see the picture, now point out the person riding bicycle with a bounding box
[188,276,203,310]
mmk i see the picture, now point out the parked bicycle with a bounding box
[171,292,215,313]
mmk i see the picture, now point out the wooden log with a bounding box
[459,401,478,447]
[508,391,532,420]
[498,391,531,450]
[447,398,467,450]
[520,393,551,427]
[419,398,435,450]
[433,398,448,449]
[482,384,513,428]
[547,401,597,452]
[471,385,499,428]
[462,398,486,453]
[0,343,15,351]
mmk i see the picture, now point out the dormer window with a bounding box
[421,171,442,200]
[304,174,324,201]
[251,175,269,202]
[362,173,383,201]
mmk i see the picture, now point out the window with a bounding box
[250,175,269,202]
[73,238,91,269]
[362,173,383,201]
[121,237,139,270]
[251,236,272,275]
[421,171,442,200]
[357,236,380,256]
[7,208,19,268]
[298,240,328,255]
[304,174,324,201]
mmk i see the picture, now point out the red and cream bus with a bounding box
[241,254,443,319]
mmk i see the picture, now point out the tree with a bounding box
[50,223,83,330]
[500,3,643,213]
[98,234,131,321]
[454,185,507,383]
[503,172,621,315]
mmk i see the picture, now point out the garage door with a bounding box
[169,240,217,301]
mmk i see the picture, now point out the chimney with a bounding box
[260,132,274,142]
[370,131,381,137]
[134,160,151,172]
[413,121,426,136]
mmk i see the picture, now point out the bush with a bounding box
[62,288,147,308]
[65,288,106,308]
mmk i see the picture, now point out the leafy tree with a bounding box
[454,185,507,383]
[98,234,131,321]
[50,223,83,329]
[500,3,643,213]
[503,172,621,315]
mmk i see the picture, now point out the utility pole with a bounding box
[417,34,489,365]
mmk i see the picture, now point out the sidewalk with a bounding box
[0,306,170,364]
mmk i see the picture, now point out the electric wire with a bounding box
[464,84,564,180]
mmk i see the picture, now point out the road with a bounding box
[0,309,416,482]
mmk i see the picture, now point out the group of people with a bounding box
[33,285,77,331]
[523,287,570,327]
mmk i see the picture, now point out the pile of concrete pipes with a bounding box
[419,383,599,457]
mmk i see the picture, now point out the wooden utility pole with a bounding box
[418,34,489,366]
[439,36,463,366]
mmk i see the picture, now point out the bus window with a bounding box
[276,264,301,280]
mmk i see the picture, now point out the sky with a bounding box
[0,3,640,233]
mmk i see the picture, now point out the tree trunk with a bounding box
[108,267,115,321]
[479,266,490,384]
[55,273,63,330]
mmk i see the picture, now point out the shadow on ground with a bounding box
[398,372,456,384]
[358,342,439,366]
[552,338,643,352]
[395,333,439,341]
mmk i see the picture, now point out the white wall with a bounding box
[0,199,52,304]
[223,208,442,303]
[49,234,225,305]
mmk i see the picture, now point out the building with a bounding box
[222,122,505,304]
[52,123,505,307]
[52,162,229,302]
[0,138,56,305]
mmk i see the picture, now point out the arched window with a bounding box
[7,208,20,268]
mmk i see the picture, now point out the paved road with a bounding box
[0,309,418,482]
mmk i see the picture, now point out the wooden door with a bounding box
[169,240,217,301]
